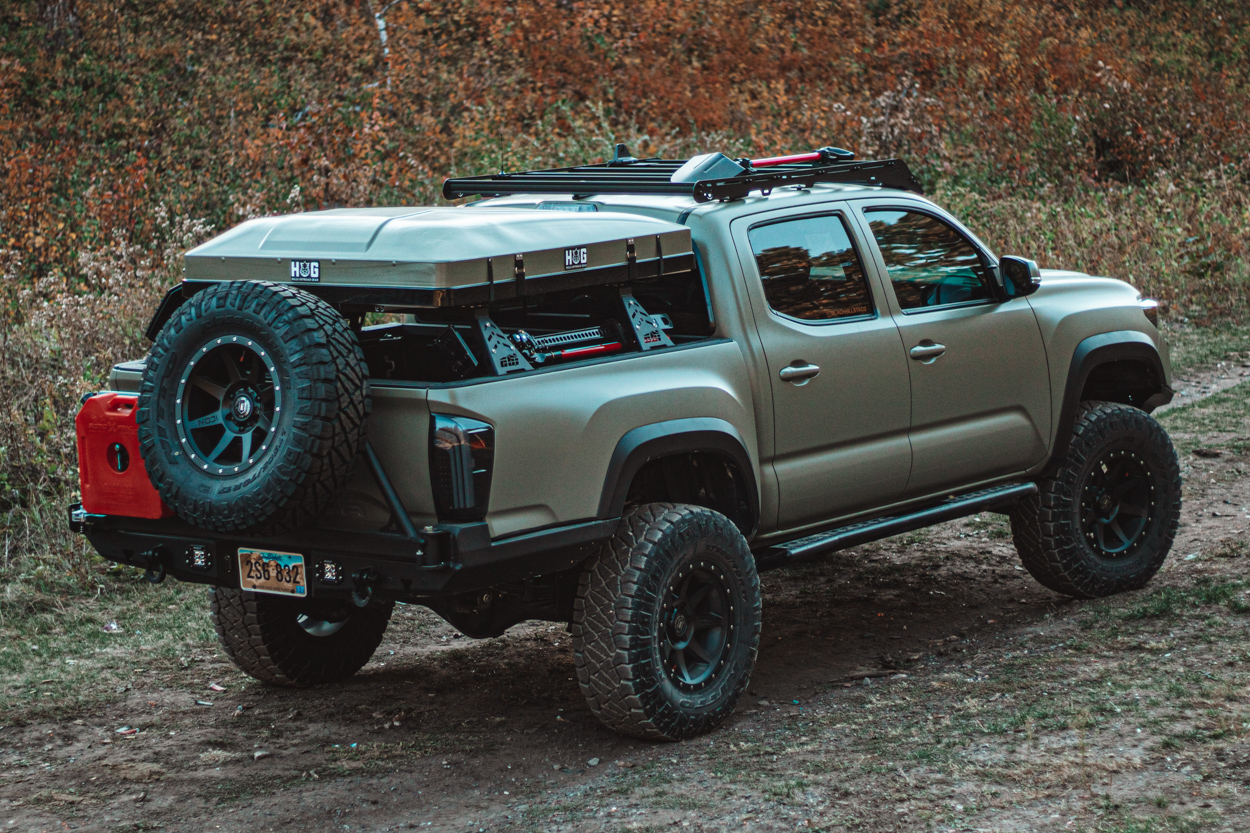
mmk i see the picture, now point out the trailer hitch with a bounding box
[142,548,167,584]
[351,568,379,608]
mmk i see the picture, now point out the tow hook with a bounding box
[351,568,379,608]
[142,549,167,584]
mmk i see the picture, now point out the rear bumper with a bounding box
[69,504,614,600]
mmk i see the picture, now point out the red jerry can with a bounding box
[75,393,172,519]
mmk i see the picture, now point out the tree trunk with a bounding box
[39,0,81,52]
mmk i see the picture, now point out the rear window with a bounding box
[748,214,874,322]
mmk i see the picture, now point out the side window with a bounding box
[747,214,874,322]
[863,209,992,312]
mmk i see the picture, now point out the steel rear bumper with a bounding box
[69,504,615,600]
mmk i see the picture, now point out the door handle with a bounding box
[779,363,821,383]
[909,342,946,362]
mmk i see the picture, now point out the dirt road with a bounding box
[2,366,1248,833]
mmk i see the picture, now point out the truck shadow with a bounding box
[15,534,1082,833]
[254,535,1072,756]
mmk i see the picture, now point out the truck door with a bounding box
[731,209,912,530]
[851,202,1051,496]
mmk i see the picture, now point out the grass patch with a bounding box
[1158,379,1250,452]
[763,778,809,800]
[965,513,1012,540]
[1074,577,1250,631]
[1162,321,1250,373]
[0,573,216,724]
[1116,579,1249,620]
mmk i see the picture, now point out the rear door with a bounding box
[731,206,912,530]
[851,201,1051,496]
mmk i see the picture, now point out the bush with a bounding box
[2,0,1249,606]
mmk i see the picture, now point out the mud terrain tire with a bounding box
[210,588,393,687]
[1010,401,1181,599]
[573,503,761,740]
[137,281,369,532]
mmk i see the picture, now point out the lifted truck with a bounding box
[70,146,1180,740]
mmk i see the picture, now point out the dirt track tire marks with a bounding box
[210,587,393,687]
[572,503,761,740]
[138,280,369,533]
[1011,401,1182,598]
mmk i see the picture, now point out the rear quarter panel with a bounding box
[426,341,758,539]
[323,385,435,532]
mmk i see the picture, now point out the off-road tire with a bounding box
[1010,401,1181,598]
[137,280,369,532]
[572,503,761,740]
[209,588,393,687]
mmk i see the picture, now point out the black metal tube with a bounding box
[362,440,421,541]
[754,482,1038,572]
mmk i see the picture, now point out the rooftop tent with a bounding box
[183,208,693,308]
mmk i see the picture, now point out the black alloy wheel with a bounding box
[661,561,735,691]
[1079,448,1155,557]
[176,337,279,476]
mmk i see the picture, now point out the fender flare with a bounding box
[597,417,760,535]
[145,283,195,341]
[1048,330,1171,468]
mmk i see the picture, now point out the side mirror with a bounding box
[999,256,1042,298]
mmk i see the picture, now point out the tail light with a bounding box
[1140,299,1160,327]
[429,414,494,522]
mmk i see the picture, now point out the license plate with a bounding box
[238,549,307,597]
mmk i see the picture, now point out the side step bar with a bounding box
[753,482,1038,572]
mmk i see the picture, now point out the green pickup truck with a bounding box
[70,146,1180,740]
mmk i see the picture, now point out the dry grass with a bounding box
[935,177,1250,322]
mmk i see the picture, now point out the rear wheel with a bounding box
[1011,401,1181,598]
[572,503,761,740]
[210,588,393,687]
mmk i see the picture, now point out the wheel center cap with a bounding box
[672,612,688,634]
[233,395,254,421]
[1099,494,1113,513]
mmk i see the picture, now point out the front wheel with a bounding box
[210,588,393,687]
[572,503,762,740]
[1010,401,1182,598]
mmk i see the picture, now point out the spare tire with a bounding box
[137,280,370,532]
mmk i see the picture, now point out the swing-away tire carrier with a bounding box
[69,505,618,603]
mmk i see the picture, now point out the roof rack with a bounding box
[442,145,923,203]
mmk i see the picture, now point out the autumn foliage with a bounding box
[1,1,1249,592]
[4,1,1250,292]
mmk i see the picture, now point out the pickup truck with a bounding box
[70,146,1181,740]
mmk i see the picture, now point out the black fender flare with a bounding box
[597,417,760,536]
[1048,330,1171,469]
[144,283,195,341]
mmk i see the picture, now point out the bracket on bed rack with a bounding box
[619,288,674,351]
[473,309,534,375]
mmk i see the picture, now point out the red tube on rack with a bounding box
[554,341,623,360]
[751,151,824,167]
